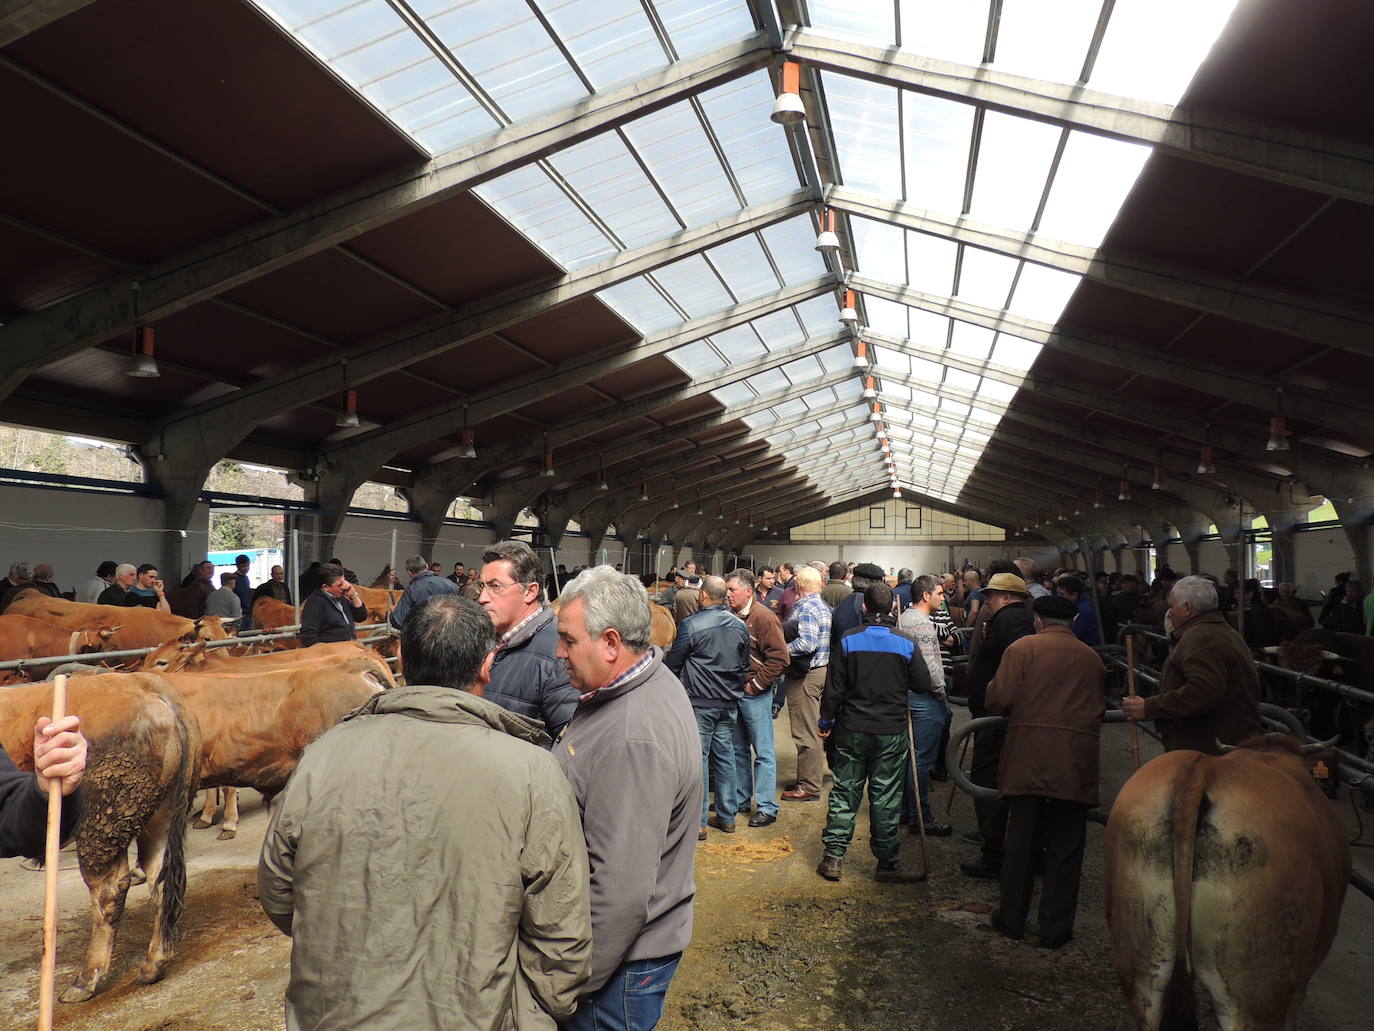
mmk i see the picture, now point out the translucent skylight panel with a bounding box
[1007,264,1082,325]
[818,410,848,427]
[949,321,996,361]
[816,345,853,374]
[418,0,588,122]
[901,230,958,296]
[824,74,902,198]
[991,335,1043,371]
[956,247,1020,310]
[746,368,791,397]
[896,1,987,66]
[979,379,1019,403]
[596,276,684,333]
[388,80,493,154]
[870,344,905,375]
[944,367,982,393]
[771,398,807,419]
[850,216,906,284]
[833,378,864,400]
[744,410,776,429]
[907,308,951,346]
[546,134,681,248]
[474,165,615,267]
[968,406,1001,425]
[649,255,734,318]
[697,73,800,205]
[779,355,825,386]
[760,218,829,285]
[863,296,910,338]
[668,340,725,376]
[993,0,1100,84]
[901,92,975,214]
[909,356,945,383]
[706,235,781,302]
[967,112,1062,231]
[808,0,896,45]
[536,0,665,90]
[751,308,808,349]
[711,325,767,364]
[1089,0,1238,105]
[713,381,755,407]
[654,0,758,59]
[621,102,741,227]
[1037,131,1153,246]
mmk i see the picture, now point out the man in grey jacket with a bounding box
[259,595,591,1030]
[554,566,703,1031]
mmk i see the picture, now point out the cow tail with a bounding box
[1171,754,1209,976]
[156,692,199,944]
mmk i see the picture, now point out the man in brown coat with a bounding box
[985,595,1105,947]
[1121,575,1261,753]
[725,569,789,826]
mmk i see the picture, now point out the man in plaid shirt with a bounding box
[781,566,831,801]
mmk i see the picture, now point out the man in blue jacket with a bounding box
[389,554,460,628]
[478,541,580,741]
[665,575,750,838]
[816,582,931,883]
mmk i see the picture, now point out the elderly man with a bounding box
[260,595,591,1030]
[985,595,1106,947]
[665,576,750,837]
[1122,575,1261,753]
[781,565,832,801]
[204,572,243,627]
[553,567,702,1030]
[30,564,61,598]
[252,565,293,606]
[476,541,579,742]
[724,569,788,828]
[961,572,1036,879]
[897,575,954,837]
[816,582,932,883]
[96,563,136,606]
[390,554,460,629]
[299,563,367,647]
[829,563,885,649]
[1013,558,1050,600]
[118,564,170,613]
[673,575,702,622]
[0,562,37,611]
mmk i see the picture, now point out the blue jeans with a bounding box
[902,693,951,823]
[561,953,682,1031]
[695,706,737,825]
[731,689,778,816]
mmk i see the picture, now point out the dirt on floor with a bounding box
[2,708,1372,1031]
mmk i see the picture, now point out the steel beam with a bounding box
[788,30,1374,204]
[0,0,96,46]
[0,33,775,399]
[829,187,1374,358]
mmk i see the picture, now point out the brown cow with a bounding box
[649,602,676,649]
[354,585,401,624]
[162,658,386,838]
[0,673,201,1001]
[0,613,122,682]
[138,638,395,684]
[6,593,231,652]
[1104,735,1349,1030]
[252,595,296,632]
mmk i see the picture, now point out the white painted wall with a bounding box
[746,540,1061,577]
[0,483,210,595]
[1293,528,1361,602]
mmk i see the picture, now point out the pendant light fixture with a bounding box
[769,60,805,124]
[125,282,160,378]
[814,209,840,254]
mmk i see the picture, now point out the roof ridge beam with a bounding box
[0,32,775,400]
[788,29,1374,204]
[829,187,1374,357]
[0,1,96,47]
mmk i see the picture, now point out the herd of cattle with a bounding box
[0,586,1363,1027]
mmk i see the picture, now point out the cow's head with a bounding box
[139,641,201,673]
[193,615,232,642]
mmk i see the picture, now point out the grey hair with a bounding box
[897,567,913,582]
[404,555,429,575]
[725,567,756,591]
[114,563,136,578]
[482,540,544,601]
[1171,575,1219,614]
[809,560,827,574]
[9,561,31,581]
[559,565,652,651]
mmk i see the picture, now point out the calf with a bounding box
[6,593,230,653]
[0,674,201,1001]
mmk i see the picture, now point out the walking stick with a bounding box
[38,674,67,1031]
[944,733,971,816]
[905,710,930,880]
[1126,635,1142,771]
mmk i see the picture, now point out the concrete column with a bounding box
[1333,499,1374,586]
[1181,539,1202,574]
[408,484,457,562]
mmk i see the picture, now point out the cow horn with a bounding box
[1215,739,1237,754]
[1300,735,1340,756]
[100,625,120,640]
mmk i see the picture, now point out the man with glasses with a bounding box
[478,540,579,742]
[300,563,367,647]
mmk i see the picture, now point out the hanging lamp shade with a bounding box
[1093,491,1105,510]
[542,447,556,477]
[868,402,883,423]
[814,209,839,253]
[769,61,805,124]
[672,491,680,510]
[861,375,877,399]
[840,289,859,327]
[1118,479,1132,502]
[335,389,359,428]
[1151,465,1165,490]
[1196,446,1216,474]
[456,427,477,459]
[1266,415,1290,451]
[126,326,159,378]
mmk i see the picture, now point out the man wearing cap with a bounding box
[983,595,1105,946]
[961,572,1036,879]
[829,563,886,651]
[673,575,702,622]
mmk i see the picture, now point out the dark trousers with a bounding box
[997,795,1088,942]
[969,722,1007,858]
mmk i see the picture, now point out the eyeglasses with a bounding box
[479,580,526,595]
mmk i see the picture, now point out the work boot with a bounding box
[960,854,1003,880]
[875,859,927,883]
[816,854,843,881]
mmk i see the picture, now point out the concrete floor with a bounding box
[1,706,1371,1031]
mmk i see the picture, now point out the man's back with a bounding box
[665,605,749,705]
[259,685,590,1030]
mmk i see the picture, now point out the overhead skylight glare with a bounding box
[1089,0,1239,104]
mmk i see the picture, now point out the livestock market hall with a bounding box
[1,1,1373,1029]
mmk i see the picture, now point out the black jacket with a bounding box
[966,602,1036,714]
[829,590,866,652]
[299,588,367,646]
[485,607,580,741]
[821,620,931,736]
[1,745,82,859]
[665,604,750,708]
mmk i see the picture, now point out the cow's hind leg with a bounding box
[63,853,131,1003]
[192,787,219,829]
[217,787,239,840]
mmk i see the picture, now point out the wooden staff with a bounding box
[38,673,67,1031]
[1126,635,1142,770]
